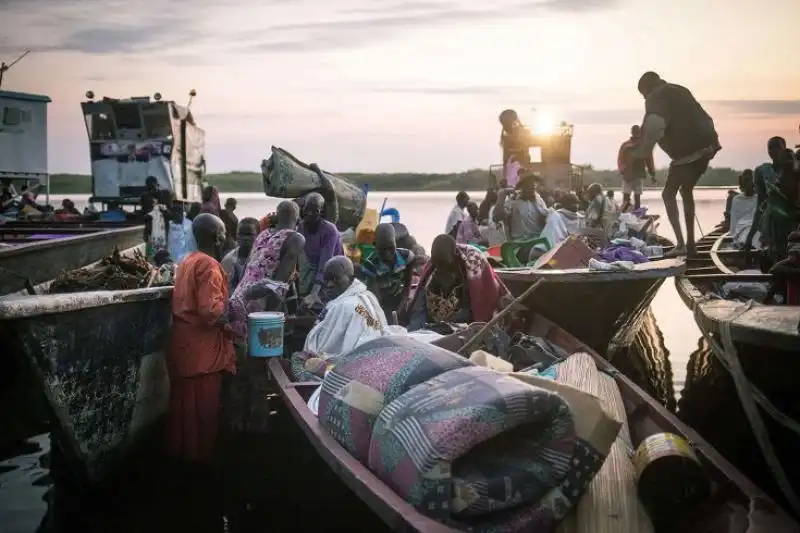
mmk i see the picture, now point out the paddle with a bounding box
[456,278,545,356]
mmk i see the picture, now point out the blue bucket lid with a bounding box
[248,311,285,321]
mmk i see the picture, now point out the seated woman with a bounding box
[531,193,586,261]
[456,202,487,246]
[585,182,619,239]
[404,234,511,331]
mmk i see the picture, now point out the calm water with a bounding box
[3,188,730,532]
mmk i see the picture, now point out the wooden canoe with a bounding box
[0,225,144,296]
[496,256,686,353]
[675,223,800,515]
[268,313,798,533]
[0,287,172,485]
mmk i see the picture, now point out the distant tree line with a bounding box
[46,166,745,195]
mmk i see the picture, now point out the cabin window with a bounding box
[2,106,31,126]
[111,103,142,130]
[85,112,117,140]
[141,103,172,138]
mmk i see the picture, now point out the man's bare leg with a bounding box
[662,178,685,256]
[680,184,697,256]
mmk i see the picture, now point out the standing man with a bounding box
[167,213,234,466]
[220,197,239,254]
[221,217,260,292]
[632,71,721,257]
[445,191,470,238]
[298,192,344,308]
[617,125,656,210]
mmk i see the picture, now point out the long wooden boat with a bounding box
[0,225,144,296]
[675,223,800,515]
[496,257,686,353]
[268,312,798,533]
[0,287,172,485]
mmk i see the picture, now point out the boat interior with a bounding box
[270,312,798,533]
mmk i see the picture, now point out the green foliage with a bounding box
[47,166,744,195]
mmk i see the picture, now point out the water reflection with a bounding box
[606,308,677,412]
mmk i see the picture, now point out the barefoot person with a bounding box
[633,71,721,257]
[167,213,234,465]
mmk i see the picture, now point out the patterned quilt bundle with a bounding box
[316,337,621,532]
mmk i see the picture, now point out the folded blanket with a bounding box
[368,366,578,528]
[364,364,620,532]
[318,336,474,463]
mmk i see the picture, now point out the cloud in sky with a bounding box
[2,0,799,174]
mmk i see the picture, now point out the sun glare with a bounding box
[531,111,557,135]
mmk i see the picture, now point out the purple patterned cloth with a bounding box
[366,366,605,532]
[595,245,648,264]
[318,336,474,464]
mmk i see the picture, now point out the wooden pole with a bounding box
[456,278,545,356]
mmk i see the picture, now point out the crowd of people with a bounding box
[159,185,513,495]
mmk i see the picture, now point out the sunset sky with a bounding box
[2,0,799,174]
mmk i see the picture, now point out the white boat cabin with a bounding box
[81,92,206,204]
[0,90,50,189]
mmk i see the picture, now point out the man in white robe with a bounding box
[304,256,405,414]
[304,256,402,359]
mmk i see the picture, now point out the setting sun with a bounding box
[531,111,558,135]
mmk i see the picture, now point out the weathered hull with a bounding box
[0,288,171,484]
[675,223,800,514]
[497,258,685,354]
[0,226,144,296]
[261,145,367,230]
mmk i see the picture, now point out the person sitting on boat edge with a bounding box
[229,201,305,344]
[403,234,511,331]
[456,201,487,246]
[494,173,551,243]
[531,193,586,263]
[358,223,415,319]
[632,71,721,258]
[728,170,761,249]
[297,192,345,309]
[304,256,400,358]
[445,191,470,238]
[167,213,235,466]
[768,227,800,305]
[745,137,800,268]
[221,217,260,292]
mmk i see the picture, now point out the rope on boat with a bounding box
[696,300,800,515]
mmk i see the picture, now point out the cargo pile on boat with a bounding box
[48,248,166,294]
